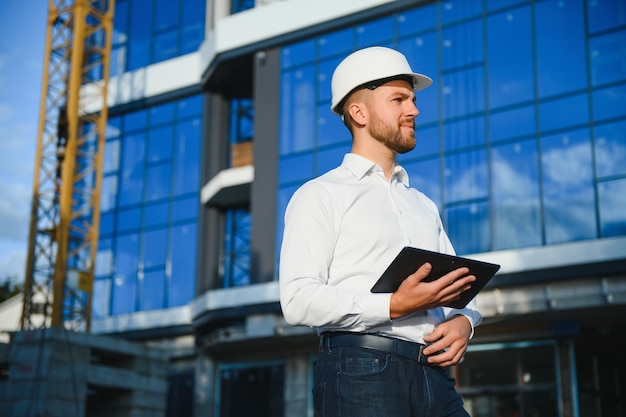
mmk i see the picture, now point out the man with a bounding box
[279,46,481,416]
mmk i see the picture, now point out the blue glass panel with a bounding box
[441,0,483,24]
[153,30,179,63]
[92,277,111,318]
[148,125,174,162]
[281,39,316,69]
[143,201,169,228]
[232,0,254,13]
[111,274,136,314]
[444,149,488,203]
[443,116,486,151]
[145,163,172,201]
[318,28,353,59]
[598,178,626,237]
[589,29,626,87]
[588,0,626,33]
[230,99,254,143]
[280,66,316,154]
[491,140,542,249]
[118,132,145,206]
[110,45,126,77]
[106,116,122,139]
[150,101,176,125]
[404,158,441,209]
[155,0,179,31]
[398,4,438,36]
[318,57,343,102]
[95,238,114,276]
[412,125,439,157]
[117,207,141,233]
[172,196,199,222]
[223,209,251,288]
[173,118,201,195]
[592,83,626,122]
[487,6,533,109]
[486,0,528,12]
[539,93,589,132]
[100,211,115,236]
[317,102,350,148]
[535,0,587,98]
[177,94,203,118]
[595,119,626,178]
[104,139,120,173]
[181,22,204,54]
[399,33,439,126]
[128,0,153,70]
[446,201,490,254]
[490,105,536,142]
[181,0,206,54]
[112,0,128,44]
[442,66,485,119]
[169,223,197,307]
[317,145,349,176]
[109,45,128,78]
[142,228,168,269]
[112,233,139,314]
[441,19,483,71]
[140,269,166,310]
[541,129,596,243]
[279,153,315,185]
[123,109,148,133]
[101,175,118,211]
[356,16,394,48]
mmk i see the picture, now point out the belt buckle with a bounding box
[417,345,429,365]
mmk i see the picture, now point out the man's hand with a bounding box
[421,315,472,367]
[389,262,475,319]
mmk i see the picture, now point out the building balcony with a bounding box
[201,141,254,209]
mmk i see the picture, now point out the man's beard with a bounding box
[368,112,416,154]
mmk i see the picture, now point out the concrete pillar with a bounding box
[284,353,312,416]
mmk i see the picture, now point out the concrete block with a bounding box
[0,329,169,417]
[87,364,168,394]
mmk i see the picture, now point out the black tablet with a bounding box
[371,246,500,309]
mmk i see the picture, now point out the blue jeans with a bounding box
[313,346,470,417]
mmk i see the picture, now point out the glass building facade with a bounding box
[111,0,206,75]
[277,0,626,256]
[95,95,203,317]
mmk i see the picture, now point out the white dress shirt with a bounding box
[279,153,482,344]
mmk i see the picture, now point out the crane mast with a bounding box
[20,0,114,332]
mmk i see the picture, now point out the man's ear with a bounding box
[347,102,367,127]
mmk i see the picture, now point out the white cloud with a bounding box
[491,149,538,201]
[541,137,593,187]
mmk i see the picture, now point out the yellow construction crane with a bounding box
[20,0,115,332]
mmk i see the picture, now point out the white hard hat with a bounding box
[330,46,433,115]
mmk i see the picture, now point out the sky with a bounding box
[0,1,48,283]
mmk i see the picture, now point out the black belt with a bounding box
[320,332,438,365]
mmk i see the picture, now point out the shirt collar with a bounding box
[341,153,410,186]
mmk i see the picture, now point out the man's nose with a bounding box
[407,101,419,118]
